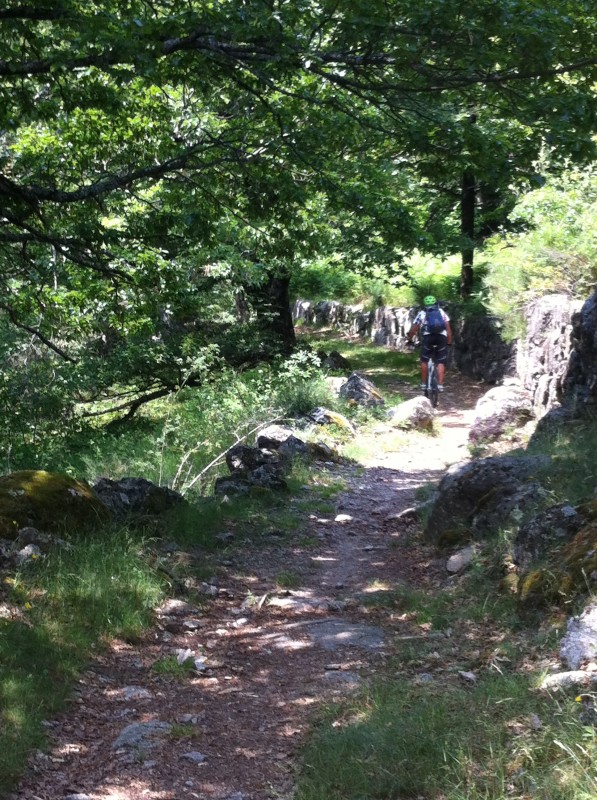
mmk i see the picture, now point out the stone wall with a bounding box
[517,294,582,418]
[292,299,417,347]
[452,312,516,384]
[561,290,597,412]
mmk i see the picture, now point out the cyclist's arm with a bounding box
[407,311,423,341]
[407,322,420,342]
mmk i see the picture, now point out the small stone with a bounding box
[121,686,152,702]
[530,713,543,730]
[415,673,435,684]
[335,514,353,523]
[447,547,474,574]
[458,670,477,683]
[183,618,203,630]
[112,720,172,750]
[180,751,207,764]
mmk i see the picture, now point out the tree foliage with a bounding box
[0,0,595,428]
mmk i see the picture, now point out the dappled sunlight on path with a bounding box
[13,372,485,800]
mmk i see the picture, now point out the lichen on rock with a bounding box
[0,470,109,538]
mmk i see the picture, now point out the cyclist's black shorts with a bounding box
[420,333,449,364]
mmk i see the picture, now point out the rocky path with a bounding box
[11,377,484,800]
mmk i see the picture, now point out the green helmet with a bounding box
[423,294,437,306]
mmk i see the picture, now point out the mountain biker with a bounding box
[407,295,453,393]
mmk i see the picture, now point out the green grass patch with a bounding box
[297,674,597,800]
[275,571,301,590]
[301,333,419,404]
[0,530,165,794]
[150,656,195,678]
[527,417,597,506]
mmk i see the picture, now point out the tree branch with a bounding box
[0,303,78,362]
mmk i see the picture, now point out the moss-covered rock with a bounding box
[0,470,109,538]
[518,568,562,607]
[517,522,597,608]
[562,523,597,584]
[436,526,472,548]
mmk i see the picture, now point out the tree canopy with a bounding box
[0,0,595,422]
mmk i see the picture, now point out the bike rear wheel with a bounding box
[428,361,439,408]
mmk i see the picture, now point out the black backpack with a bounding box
[424,304,446,334]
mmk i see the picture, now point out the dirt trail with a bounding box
[12,376,485,800]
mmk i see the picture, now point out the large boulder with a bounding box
[307,407,356,432]
[215,444,289,497]
[339,372,384,407]
[468,380,534,443]
[92,477,185,521]
[387,396,435,430]
[256,425,296,450]
[513,503,584,572]
[225,444,281,475]
[424,455,551,546]
[0,470,109,538]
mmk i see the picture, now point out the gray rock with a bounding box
[247,464,288,491]
[225,444,281,475]
[339,372,385,407]
[14,543,43,565]
[322,350,351,371]
[540,671,597,691]
[307,407,356,432]
[278,435,310,459]
[513,503,584,571]
[93,477,185,520]
[156,599,199,618]
[213,475,252,496]
[414,673,435,684]
[323,670,360,689]
[120,686,153,702]
[454,313,516,384]
[180,751,207,763]
[518,294,582,418]
[112,720,172,750]
[387,396,435,430]
[298,619,385,651]
[424,454,551,544]
[446,546,474,573]
[468,382,534,443]
[560,604,597,670]
[256,425,296,449]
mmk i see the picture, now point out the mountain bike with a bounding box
[425,354,440,408]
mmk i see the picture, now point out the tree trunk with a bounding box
[246,268,296,357]
[460,170,476,299]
